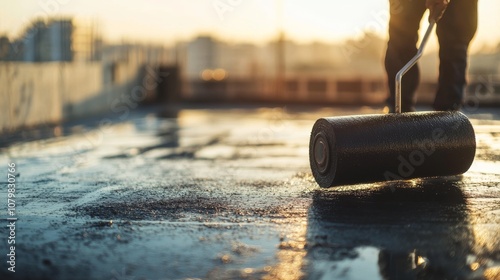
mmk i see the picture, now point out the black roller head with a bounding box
[309,111,476,187]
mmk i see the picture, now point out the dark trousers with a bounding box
[385,0,478,111]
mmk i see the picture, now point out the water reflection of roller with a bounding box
[306,179,475,279]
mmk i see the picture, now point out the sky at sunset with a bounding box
[0,0,499,52]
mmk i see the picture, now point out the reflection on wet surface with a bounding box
[0,106,499,279]
[308,179,474,279]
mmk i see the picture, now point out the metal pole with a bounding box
[395,20,435,113]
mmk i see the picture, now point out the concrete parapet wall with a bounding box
[0,61,145,133]
[1,63,63,132]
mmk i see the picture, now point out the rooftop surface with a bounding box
[1,105,499,279]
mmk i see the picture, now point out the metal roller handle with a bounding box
[395,20,436,113]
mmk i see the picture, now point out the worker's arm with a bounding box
[426,0,450,22]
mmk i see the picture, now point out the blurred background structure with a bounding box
[1,0,499,134]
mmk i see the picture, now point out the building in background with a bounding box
[1,18,104,63]
[1,31,26,61]
[0,36,10,61]
[22,19,73,62]
[48,19,73,61]
[186,36,218,79]
[72,19,103,62]
[22,20,49,62]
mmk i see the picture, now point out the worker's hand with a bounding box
[426,0,450,22]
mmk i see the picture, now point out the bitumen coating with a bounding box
[0,104,499,280]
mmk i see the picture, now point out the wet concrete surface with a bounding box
[0,105,499,280]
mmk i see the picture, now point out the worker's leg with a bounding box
[385,0,426,112]
[434,0,478,110]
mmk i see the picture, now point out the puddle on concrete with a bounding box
[309,247,382,280]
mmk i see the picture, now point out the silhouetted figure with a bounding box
[385,0,478,112]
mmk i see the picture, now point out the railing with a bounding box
[181,74,500,106]
[183,76,388,105]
